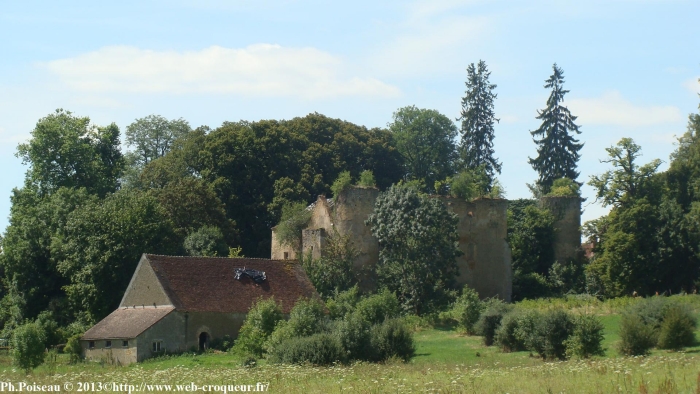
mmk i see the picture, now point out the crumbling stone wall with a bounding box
[539,196,582,264]
[438,197,512,301]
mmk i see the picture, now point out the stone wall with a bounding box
[120,256,172,308]
[539,196,582,264]
[439,197,512,301]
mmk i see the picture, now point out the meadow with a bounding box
[2,296,700,393]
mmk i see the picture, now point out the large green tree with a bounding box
[458,60,501,185]
[16,109,124,197]
[366,185,461,315]
[529,64,583,194]
[125,114,191,167]
[389,106,457,193]
[54,189,177,321]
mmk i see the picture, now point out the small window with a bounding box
[105,340,112,348]
[152,341,163,352]
[89,341,95,349]
[283,252,289,260]
[122,340,129,347]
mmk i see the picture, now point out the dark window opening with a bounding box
[122,340,129,347]
[152,341,163,352]
[105,340,111,348]
[88,341,95,349]
[283,252,289,260]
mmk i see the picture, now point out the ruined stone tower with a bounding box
[539,196,583,264]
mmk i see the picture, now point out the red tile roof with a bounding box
[145,254,319,314]
[82,306,175,340]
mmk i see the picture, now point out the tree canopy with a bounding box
[458,60,501,186]
[529,64,583,194]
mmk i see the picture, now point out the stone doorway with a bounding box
[198,332,210,351]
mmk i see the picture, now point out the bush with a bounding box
[333,314,371,361]
[233,297,284,358]
[440,286,483,334]
[618,312,657,356]
[475,299,510,346]
[657,305,697,350]
[627,296,669,333]
[331,171,353,198]
[268,333,345,366]
[265,298,327,353]
[275,202,312,252]
[358,170,376,188]
[35,311,61,348]
[494,310,527,352]
[326,286,361,320]
[12,322,46,371]
[533,309,574,360]
[370,318,415,362]
[565,314,605,359]
[64,334,83,363]
[183,226,228,257]
[353,289,401,325]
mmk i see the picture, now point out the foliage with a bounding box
[589,138,663,209]
[53,189,178,321]
[494,310,528,352]
[357,170,376,188]
[657,305,696,350]
[125,114,191,167]
[529,64,583,194]
[507,199,556,300]
[64,334,83,363]
[352,289,401,325]
[458,60,502,186]
[16,109,124,197]
[11,321,46,372]
[265,298,328,353]
[274,202,312,255]
[302,230,358,298]
[529,309,575,360]
[389,106,458,193]
[475,299,510,346]
[369,318,415,362]
[325,286,361,320]
[268,333,346,366]
[448,167,490,200]
[183,226,228,257]
[440,286,483,334]
[565,314,605,358]
[618,312,657,356]
[332,313,371,361]
[331,171,353,197]
[228,246,244,258]
[547,178,580,197]
[367,185,461,315]
[232,297,284,358]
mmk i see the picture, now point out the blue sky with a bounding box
[1,0,699,234]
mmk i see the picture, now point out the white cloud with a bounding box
[43,45,401,99]
[567,91,682,127]
[684,77,700,94]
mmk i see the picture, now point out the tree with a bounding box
[458,60,501,186]
[302,230,359,298]
[16,109,124,197]
[589,138,662,209]
[389,106,458,193]
[183,226,229,257]
[11,321,46,372]
[366,185,461,314]
[54,189,177,321]
[529,64,583,194]
[125,115,191,168]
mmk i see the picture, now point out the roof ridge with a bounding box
[145,254,298,262]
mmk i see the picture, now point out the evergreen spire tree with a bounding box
[529,64,583,194]
[458,60,501,186]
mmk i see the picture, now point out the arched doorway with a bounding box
[198,332,210,351]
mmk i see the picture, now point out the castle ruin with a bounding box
[271,187,581,302]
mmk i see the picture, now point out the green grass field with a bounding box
[2,297,700,393]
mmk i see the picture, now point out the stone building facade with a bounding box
[81,254,319,364]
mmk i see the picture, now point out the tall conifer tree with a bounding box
[529,64,583,194]
[459,60,501,186]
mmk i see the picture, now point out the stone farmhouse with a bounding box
[271,187,582,302]
[81,254,319,365]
